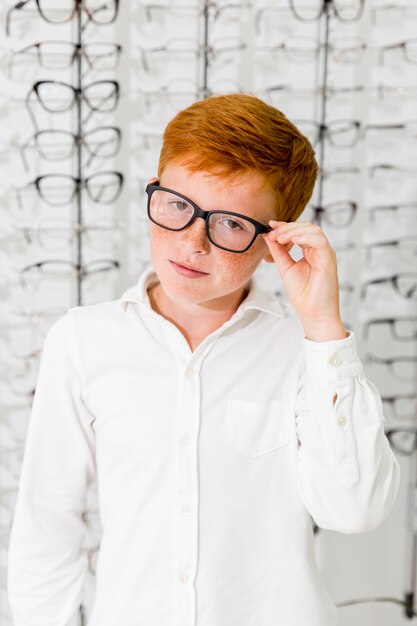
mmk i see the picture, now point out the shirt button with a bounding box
[180,574,189,584]
[330,355,342,367]
[182,504,191,515]
[181,436,190,447]
[337,415,346,426]
[186,367,195,378]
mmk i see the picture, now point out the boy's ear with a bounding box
[147,176,158,184]
[263,242,293,263]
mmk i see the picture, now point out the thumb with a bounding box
[263,234,296,276]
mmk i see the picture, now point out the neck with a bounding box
[148,283,250,341]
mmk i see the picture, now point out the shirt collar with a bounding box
[120,264,287,318]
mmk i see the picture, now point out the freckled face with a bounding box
[148,162,277,308]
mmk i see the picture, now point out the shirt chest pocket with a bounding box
[225,397,290,458]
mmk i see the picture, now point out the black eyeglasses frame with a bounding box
[145,182,273,254]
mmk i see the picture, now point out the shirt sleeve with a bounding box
[7,311,97,626]
[294,329,401,534]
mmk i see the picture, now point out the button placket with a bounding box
[332,379,359,488]
[329,354,342,367]
[176,362,201,626]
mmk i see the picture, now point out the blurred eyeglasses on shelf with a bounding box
[135,1,250,24]
[211,1,252,21]
[134,1,200,22]
[332,240,357,261]
[386,427,417,456]
[136,77,243,115]
[255,36,366,64]
[302,201,357,228]
[382,394,417,421]
[294,119,361,148]
[362,316,417,341]
[372,1,417,28]
[12,305,68,336]
[288,0,364,22]
[364,236,417,263]
[321,165,360,186]
[136,79,203,117]
[2,382,35,407]
[135,129,163,155]
[376,39,417,65]
[368,203,417,222]
[370,84,417,104]
[360,274,417,300]
[8,41,123,80]
[136,36,246,73]
[6,0,120,36]
[14,171,124,209]
[11,218,124,252]
[368,163,417,188]
[1,344,42,375]
[261,85,365,109]
[363,122,417,151]
[25,80,120,128]
[0,321,43,355]
[254,4,298,35]
[19,126,122,171]
[18,259,120,289]
[365,353,417,383]
[1,353,40,389]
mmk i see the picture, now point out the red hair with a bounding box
[158,93,318,220]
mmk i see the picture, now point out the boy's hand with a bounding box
[262,220,347,342]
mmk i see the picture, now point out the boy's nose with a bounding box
[180,216,211,253]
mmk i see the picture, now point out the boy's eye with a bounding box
[218,216,248,231]
[224,219,243,230]
[170,200,190,211]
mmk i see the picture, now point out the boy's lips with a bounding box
[170,260,209,274]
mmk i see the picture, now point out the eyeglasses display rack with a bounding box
[2,3,123,624]
[0,2,416,625]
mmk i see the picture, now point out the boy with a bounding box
[7,94,400,626]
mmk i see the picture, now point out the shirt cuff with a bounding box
[303,330,364,382]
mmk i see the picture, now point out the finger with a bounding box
[268,221,325,239]
[272,230,329,249]
[269,220,322,231]
[263,234,296,275]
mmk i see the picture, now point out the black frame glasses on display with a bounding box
[6,0,120,36]
[363,317,417,341]
[386,427,417,456]
[368,203,417,222]
[288,0,365,22]
[145,182,273,254]
[294,119,362,148]
[360,274,417,300]
[364,236,417,263]
[382,394,417,421]
[16,171,124,207]
[27,79,119,113]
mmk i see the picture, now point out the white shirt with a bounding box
[7,265,400,626]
